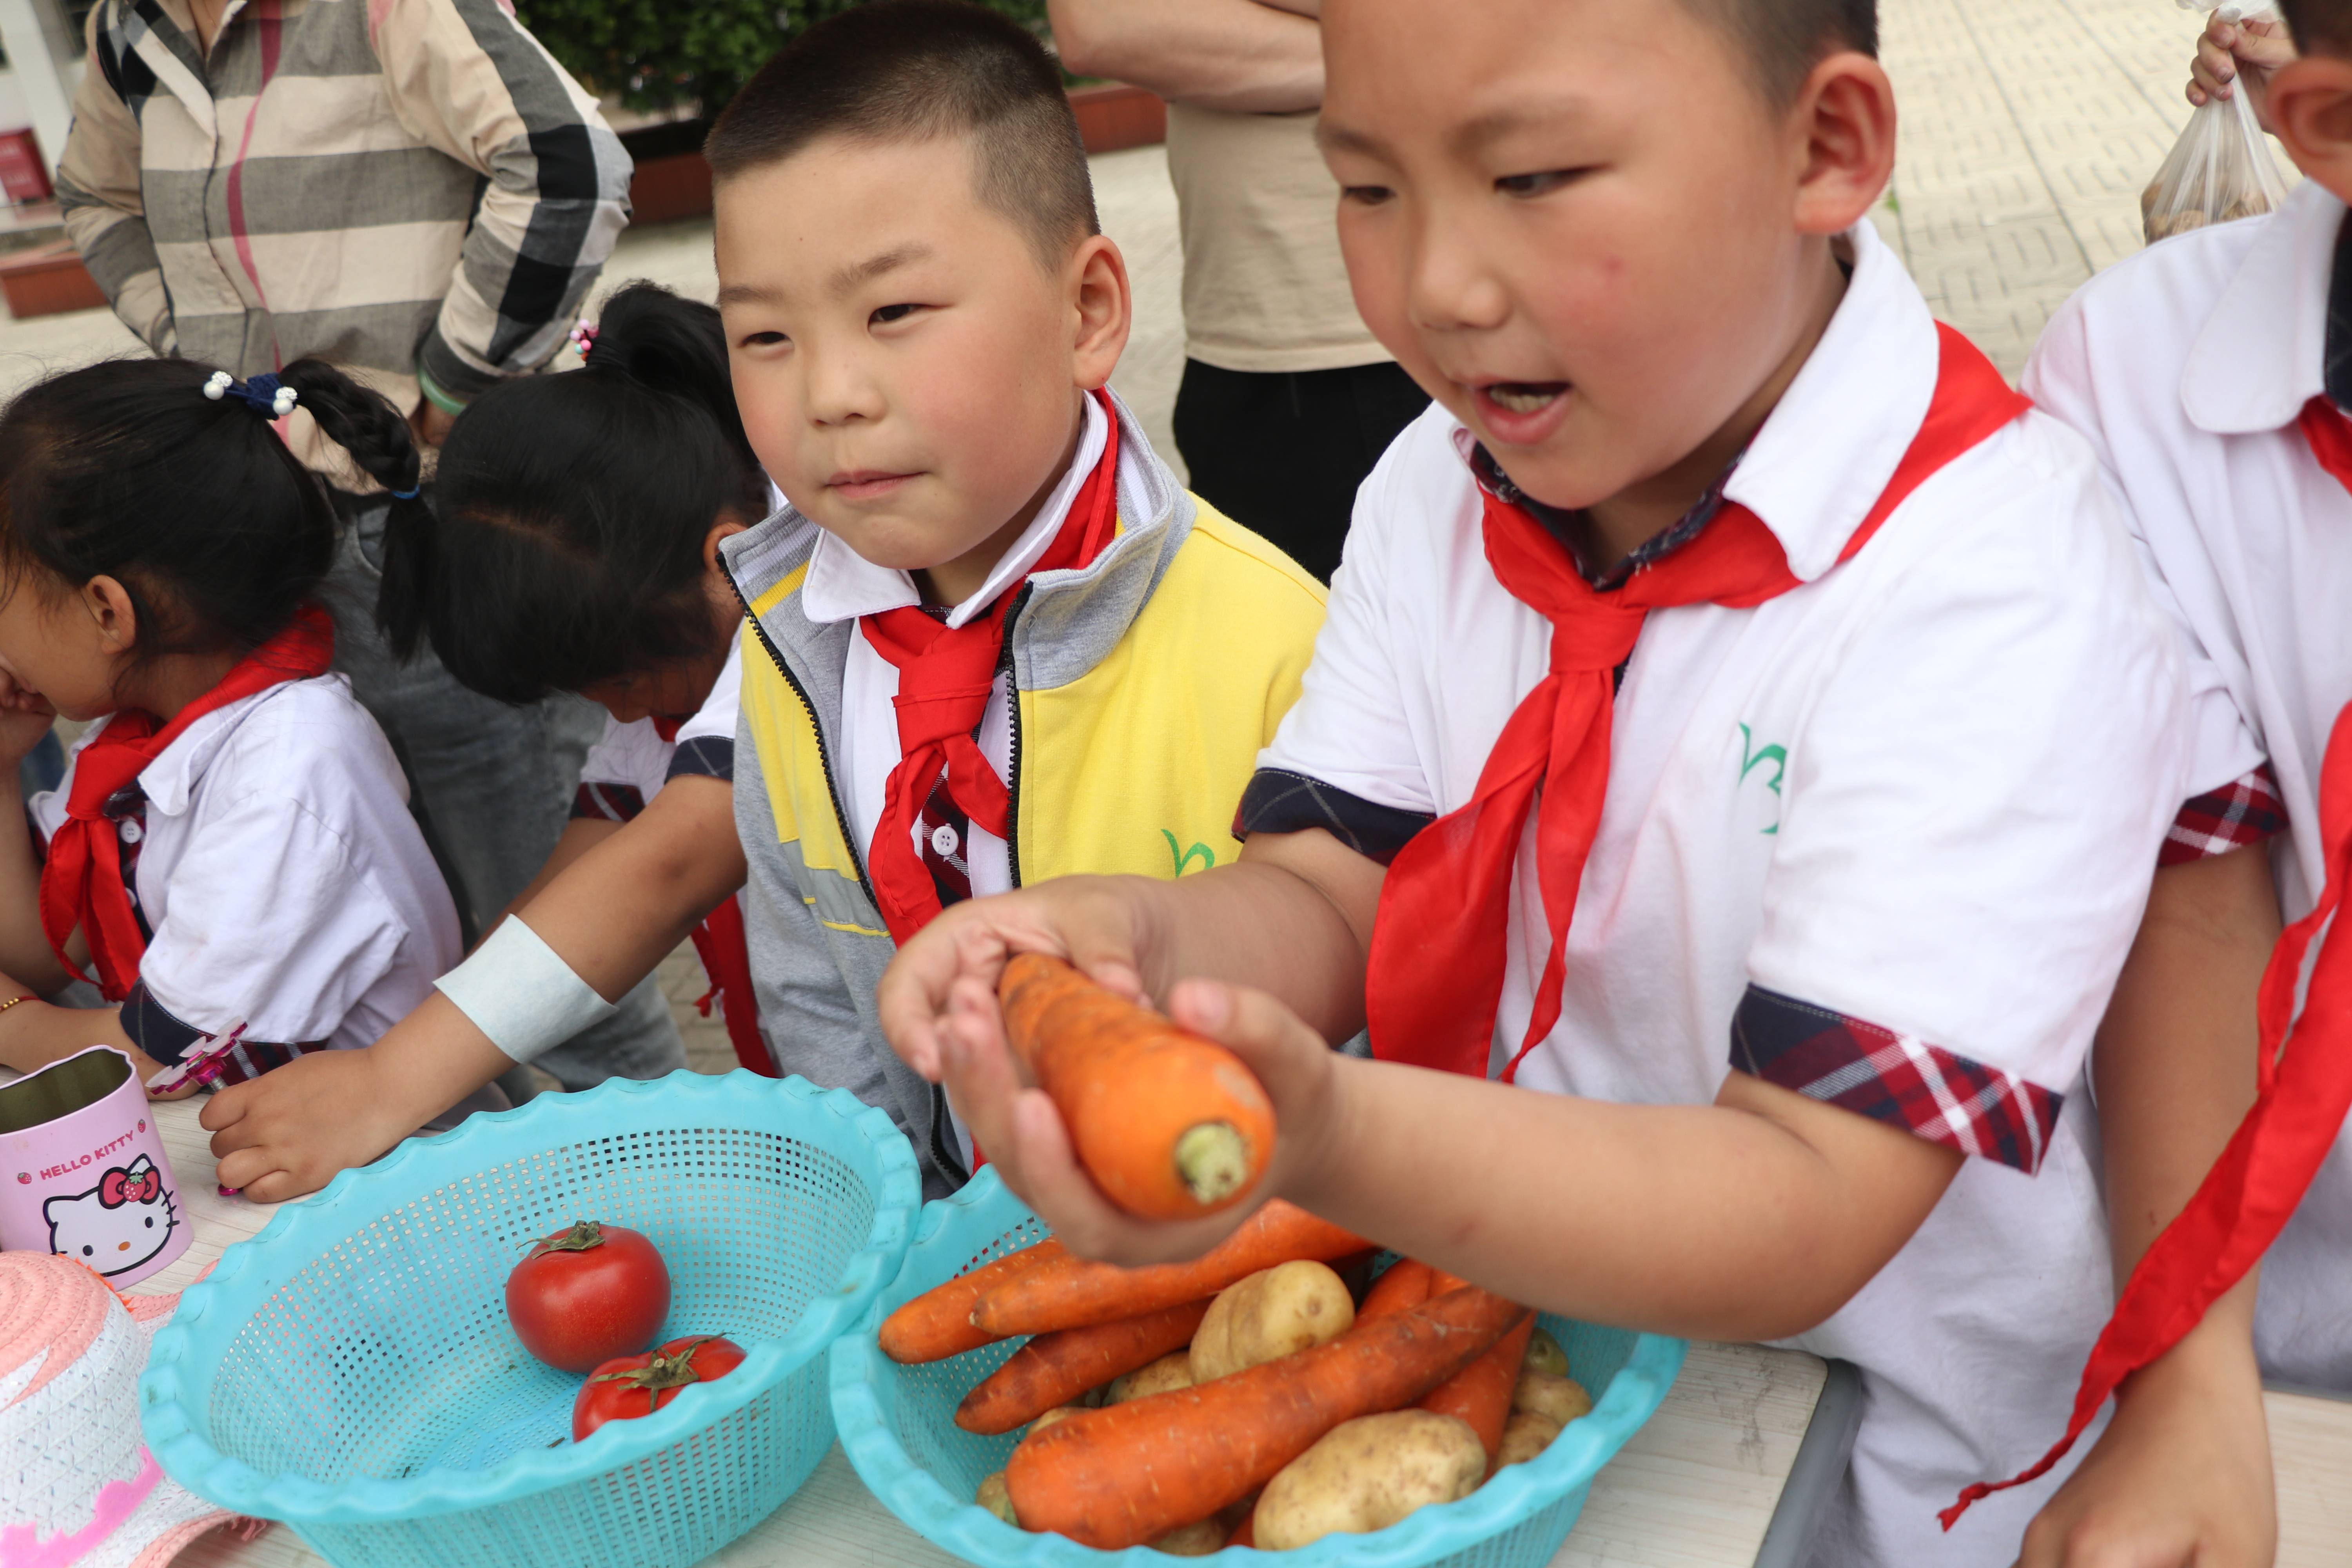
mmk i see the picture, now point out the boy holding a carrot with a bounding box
[880,0,2193,1561]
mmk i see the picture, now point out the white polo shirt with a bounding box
[2025,177,2352,1390]
[1255,220,2190,1564]
[32,676,461,1060]
[572,640,744,824]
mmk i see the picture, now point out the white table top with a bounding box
[131,1092,1829,1568]
[99,1087,2352,1568]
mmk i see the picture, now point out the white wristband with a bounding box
[434,917,618,1063]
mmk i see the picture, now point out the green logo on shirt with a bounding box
[1738,723,1786,837]
[1161,830,1218,877]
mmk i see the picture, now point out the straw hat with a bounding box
[0,1252,255,1568]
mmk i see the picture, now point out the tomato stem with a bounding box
[591,1336,726,1402]
[528,1219,607,1255]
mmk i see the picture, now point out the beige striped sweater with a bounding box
[57,0,632,424]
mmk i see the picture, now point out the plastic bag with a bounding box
[2141,3,2292,243]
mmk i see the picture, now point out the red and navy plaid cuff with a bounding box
[570,780,648,823]
[2160,765,2287,866]
[120,980,322,1085]
[1730,984,2064,1174]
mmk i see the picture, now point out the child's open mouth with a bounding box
[1483,383,1565,414]
[1471,381,1571,443]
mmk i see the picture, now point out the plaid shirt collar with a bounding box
[1467,442,1743,592]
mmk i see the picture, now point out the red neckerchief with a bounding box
[858,389,1122,941]
[1367,324,2031,1084]
[689,895,771,1074]
[39,603,335,1001]
[1949,392,2352,1524]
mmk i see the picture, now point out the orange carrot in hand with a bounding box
[956,1298,1215,1435]
[879,1238,1065,1363]
[1358,1258,1433,1321]
[998,954,1276,1218]
[1004,1284,1524,1549]
[974,1201,1367,1338]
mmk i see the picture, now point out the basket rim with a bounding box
[827,1169,1688,1566]
[139,1069,920,1524]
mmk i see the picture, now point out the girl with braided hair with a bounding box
[0,357,469,1103]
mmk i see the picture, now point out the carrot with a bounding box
[1004,1284,1524,1549]
[878,1237,1065,1364]
[999,954,1276,1219]
[1357,1258,1433,1321]
[1421,1312,1534,1464]
[956,1298,1214,1436]
[973,1201,1367,1338]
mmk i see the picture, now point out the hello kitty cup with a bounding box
[0,1045,189,1287]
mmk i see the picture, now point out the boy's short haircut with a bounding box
[1678,0,1878,106]
[704,0,1099,268]
[2279,0,2350,57]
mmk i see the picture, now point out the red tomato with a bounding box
[572,1334,748,1441]
[506,1219,671,1374]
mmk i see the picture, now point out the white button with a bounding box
[929,824,960,857]
[117,820,143,844]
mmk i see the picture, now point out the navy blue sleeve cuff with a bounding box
[665,735,735,784]
[120,980,206,1066]
[1232,769,1434,867]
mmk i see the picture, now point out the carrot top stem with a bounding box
[1174,1122,1251,1207]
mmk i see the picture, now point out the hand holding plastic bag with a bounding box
[2143,4,2293,243]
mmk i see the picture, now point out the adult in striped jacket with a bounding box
[54,0,681,1092]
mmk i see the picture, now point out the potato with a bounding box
[1512,1367,1593,1426]
[1191,1259,1355,1384]
[1522,1327,1569,1379]
[1025,1405,1087,1437]
[1495,1409,1564,1469]
[1106,1350,1194,1405]
[1150,1518,1229,1556]
[1252,1410,1485,1550]
[976,1470,1019,1526]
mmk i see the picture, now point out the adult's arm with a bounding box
[55,3,175,354]
[1047,0,1324,114]
[370,0,633,409]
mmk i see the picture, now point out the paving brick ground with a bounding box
[1877,0,2265,374]
[0,2,2255,1074]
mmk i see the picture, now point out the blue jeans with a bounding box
[325,503,682,1091]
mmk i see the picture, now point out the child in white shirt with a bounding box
[201,285,775,1194]
[1999,5,2352,1563]
[0,357,459,1091]
[879,0,2193,1561]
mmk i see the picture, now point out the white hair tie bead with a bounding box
[270,386,298,417]
[202,371,232,401]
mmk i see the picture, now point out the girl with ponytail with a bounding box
[0,356,465,1098]
[201,285,776,1200]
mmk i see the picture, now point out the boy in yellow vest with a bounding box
[198,0,1323,1202]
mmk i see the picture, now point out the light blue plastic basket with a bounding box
[141,1070,919,1568]
[830,1169,1687,1568]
